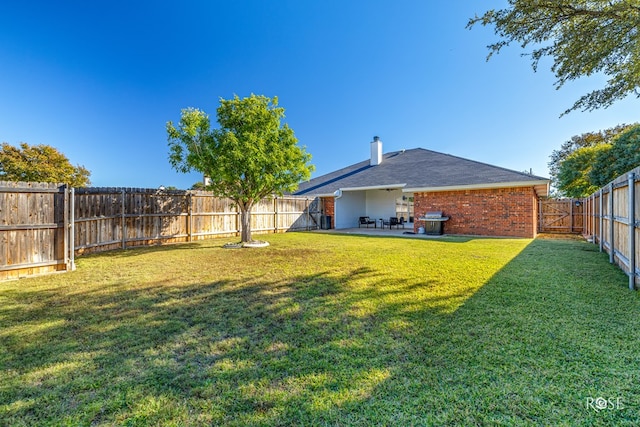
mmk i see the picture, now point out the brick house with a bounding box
[294,137,549,238]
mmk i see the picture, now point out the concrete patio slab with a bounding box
[311,225,447,239]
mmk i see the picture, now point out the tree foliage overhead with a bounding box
[0,142,91,187]
[548,123,634,190]
[468,1,640,115]
[166,94,314,243]
[555,124,640,197]
[589,124,640,187]
[556,144,609,198]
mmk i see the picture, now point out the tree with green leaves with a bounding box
[167,94,314,244]
[590,124,640,187]
[556,144,609,197]
[555,124,640,196]
[468,1,640,115]
[548,124,634,191]
[0,142,91,187]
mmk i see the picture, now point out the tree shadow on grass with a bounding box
[2,238,640,426]
[79,240,222,260]
[1,259,460,426]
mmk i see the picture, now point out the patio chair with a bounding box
[358,216,376,228]
[388,217,404,229]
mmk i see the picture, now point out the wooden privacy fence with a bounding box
[0,182,74,281]
[1,182,322,280]
[539,198,584,234]
[73,188,321,254]
[583,166,640,290]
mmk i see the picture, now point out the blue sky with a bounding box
[1,1,637,189]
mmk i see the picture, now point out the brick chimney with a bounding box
[370,136,382,166]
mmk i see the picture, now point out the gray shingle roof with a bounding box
[294,148,549,196]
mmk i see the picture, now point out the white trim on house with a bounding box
[339,183,407,192]
[313,179,548,201]
[404,180,550,197]
[313,193,336,198]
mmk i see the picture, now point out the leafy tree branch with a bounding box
[468,1,640,115]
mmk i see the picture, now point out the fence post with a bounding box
[121,188,126,249]
[593,195,597,245]
[569,198,574,233]
[581,197,585,236]
[69,187,75,271]
[591,196,596,243]
[274,197,278,234]
[235,205,240,237]
[63,185,69,270]
[188,193,193,242]
[629,173,636,290]
[587,196,591,240]
[599,188,604,252]
[609,183,615,264]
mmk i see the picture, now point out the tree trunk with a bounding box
[239,204,252,243]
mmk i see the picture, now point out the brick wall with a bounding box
[413,187,538,238]
[322,196,335,229]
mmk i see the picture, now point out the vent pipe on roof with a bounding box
[370,136,382,166]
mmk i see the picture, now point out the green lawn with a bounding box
[1,232,639,426]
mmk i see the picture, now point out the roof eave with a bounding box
[293,190,335,197]
[339,183,407,192]
[404,180,550,197]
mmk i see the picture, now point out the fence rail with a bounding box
[1,182,321,280]
[584,166,639,290]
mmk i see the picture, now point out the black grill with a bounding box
[420,211,449,235]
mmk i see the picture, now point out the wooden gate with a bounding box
[539,198,584,234]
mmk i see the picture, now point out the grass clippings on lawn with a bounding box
[1,233,639,426]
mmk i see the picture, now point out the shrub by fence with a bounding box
[1,182,322,280]
[584,166,639,290]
